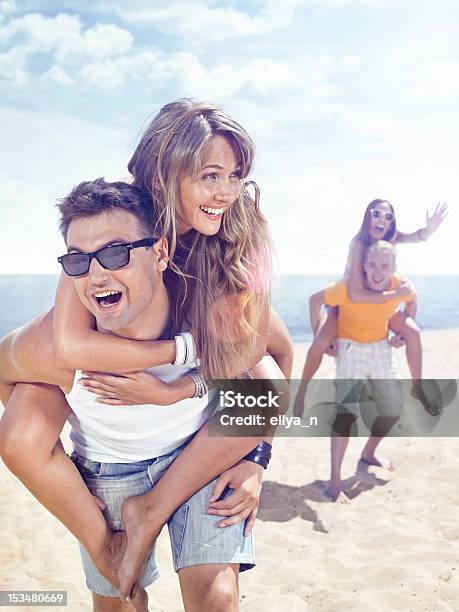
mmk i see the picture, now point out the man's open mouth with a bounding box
[93,290,123,308]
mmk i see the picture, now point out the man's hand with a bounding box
[80,371,175,405]
[324,338,337,357]
[206,460,264,536]
[394,278,415,299]
[389,333,406,349]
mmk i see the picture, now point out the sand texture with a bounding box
[1,329,458,611]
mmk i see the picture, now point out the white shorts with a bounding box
[334,339,403,418]
[336,339,398,379]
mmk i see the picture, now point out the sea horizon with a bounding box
[1,274,458,343]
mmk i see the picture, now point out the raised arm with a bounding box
[347,240,408,304]
[266,307,294,379]
[396,202,448,244]
[53,273,176,372]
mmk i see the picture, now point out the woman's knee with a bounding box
[0,407,54,473]
[0,421,30,472]
[0,385,68,473]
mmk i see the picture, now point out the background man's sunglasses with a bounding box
[370,209,394,221]
[57,238,155,276]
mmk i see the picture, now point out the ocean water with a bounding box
[0,274,458,342]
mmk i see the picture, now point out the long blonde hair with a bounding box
[128,99,272,379]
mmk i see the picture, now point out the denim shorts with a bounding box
[71,444,255,597]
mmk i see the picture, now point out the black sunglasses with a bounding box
[57,238,156,276]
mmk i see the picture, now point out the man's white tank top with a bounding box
[65,363,213,463]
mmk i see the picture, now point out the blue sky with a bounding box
[1,0,457,274]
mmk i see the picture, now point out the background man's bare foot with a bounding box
[358,455,394,471]
[118,495,163,603]
[326,482,350,503]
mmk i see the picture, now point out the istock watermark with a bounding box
[219,389,281,409]
[207,379,458,437]
[218,412,318,429]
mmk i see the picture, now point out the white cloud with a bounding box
[78,50,301,99]
[0,8,304,96]
[0,45,28,82]
[415,60,459,99]
[79,56,130,88]
[0,13,82,53]
[0,0,16,16]
[305,0,385,8]
[336,107,400,138]
[43,63,74,85]
[240,59,302,96]
[56,22,133,62]
[0,12,133,71]
[115,0,384,44]
[114,0,305,42]
[186,57,301,98]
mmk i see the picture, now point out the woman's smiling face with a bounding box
[177,135,242,235]
[368,201,395,241]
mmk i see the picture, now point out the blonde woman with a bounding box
[0,100,292,609]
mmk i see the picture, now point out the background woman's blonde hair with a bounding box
[128,98,272,379]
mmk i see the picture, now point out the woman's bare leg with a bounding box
[389,313,422,379]
[388,313,437,413]
[118,355,286,603]
[0,384,117,583]
[0,385,151,611]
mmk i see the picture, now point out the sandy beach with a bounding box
[1,329,459,611]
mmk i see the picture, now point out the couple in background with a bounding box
[294,198,447,501]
